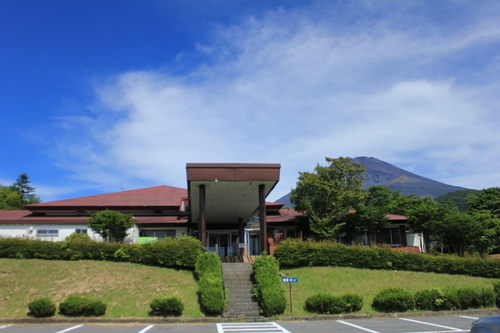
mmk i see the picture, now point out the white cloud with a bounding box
[56,1,500,200]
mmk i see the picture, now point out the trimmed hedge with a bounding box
[274,239,500,278]
[59,294,106,317]
[372,288,414,313]
[28,298,57,317]
[305,292,363,314]
[149,297,184,316]
[253,255,287,316]
[0,236,204,269]
[194,253,226,315]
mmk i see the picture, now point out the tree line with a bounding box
[0,173,41,209]
[291,157,500,256]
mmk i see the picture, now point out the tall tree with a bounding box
[290,157,367,239]
[87,210,136,243]
[0,173,41,209]
[467,187,500,218]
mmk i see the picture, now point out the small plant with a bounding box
[150,297,184,316]
[28,297,56,317]
[372,287,414,313]
[59,294,106,316]
[342,293,364,313]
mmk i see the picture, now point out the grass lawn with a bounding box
[0,258,202,319]
[278,266,498,316]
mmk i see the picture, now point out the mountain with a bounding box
[275,156,468,207]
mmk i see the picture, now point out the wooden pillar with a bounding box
[259,184,268,254]
[239,218,245,255]
[198,184,206,247]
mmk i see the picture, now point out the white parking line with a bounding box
[337,320,381,333]
[459,316,479,320]
[216,322,291,333]
[54,324,84,333]
[0,325,13,330]
[399,318,463,331]
[138,325,155,333]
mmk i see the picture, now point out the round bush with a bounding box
[28,298,56,317]
[414,288,451,311]
[59,294,106,316]
[372,288,414,313]
[305,293,345,314]
[342,293,364,313]
[150,297,184,316]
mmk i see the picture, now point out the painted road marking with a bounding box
[400,318,464,331]
[55,325,84,333]
[0,325,12,330]
[217,322,291,333]
[337,320,381,333]
[138,325,155,333]
[459,316,479,320]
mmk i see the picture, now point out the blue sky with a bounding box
[1,0,500,203]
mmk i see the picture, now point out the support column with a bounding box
[198,184,206,247]
[238,218,245,256]
[259,184,268,254]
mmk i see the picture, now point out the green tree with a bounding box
[290,157,367,239]
[467,187,500,218]
[87,210,135,243]
[0,173,41,209]
[0,185,25,209]
[405,197,444,253]
[348,186,395,245]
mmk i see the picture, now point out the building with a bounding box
[0,163,421,254]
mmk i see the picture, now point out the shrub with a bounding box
[150,297,184,316]
[195,253,226,315]
[65,232,92,243]
[253,255,287,316]
[305,293,344,314]
[342,293,364,313]
[372,288,414,313]
[492,280,500,308]
[414,288,452,311]
[59,294,106,316]
[28,297,57,317]
[453,287,495,310]
[274,239,500,279]
[305,293,363,314]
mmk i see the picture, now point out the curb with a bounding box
[1,309,499,325]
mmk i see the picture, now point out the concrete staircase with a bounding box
[221,262,261,318]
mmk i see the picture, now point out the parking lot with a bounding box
[0,315,481,333]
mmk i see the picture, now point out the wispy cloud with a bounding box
[54,1,500,200]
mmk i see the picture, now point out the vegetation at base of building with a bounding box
[149,297,184,316]
[58,294,106,316]
[27,297,57,317]
[0,173,41,209]
[0,236,204,269]
[305,292,363,314]
[274,239,500,278]
[253,255,287,316]
[87,210,136,243]
[371,288,415,312]
[194,253,226,315]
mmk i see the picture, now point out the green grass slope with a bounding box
[0,258,202,319]
[278,266,497,316]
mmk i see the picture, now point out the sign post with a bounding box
[282,277,298,313]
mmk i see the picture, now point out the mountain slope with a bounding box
[275,157,468,207]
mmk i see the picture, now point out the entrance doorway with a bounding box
[207,232,238,256]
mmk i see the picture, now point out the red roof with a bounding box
[25,186,187,210]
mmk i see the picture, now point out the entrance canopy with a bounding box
[186,163,280,225]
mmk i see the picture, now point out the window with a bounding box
[383,227,402,246]
[75,229,87,234]
[142,230,176,239]
[37,229,59,237]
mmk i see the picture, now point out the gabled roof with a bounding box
[25,186,187,212]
